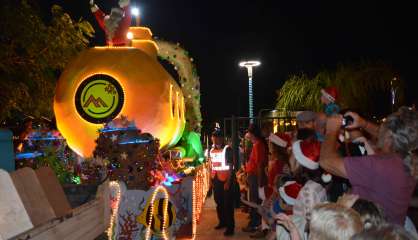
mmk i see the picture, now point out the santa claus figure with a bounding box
[90,0,131,46]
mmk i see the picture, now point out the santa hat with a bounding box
[321,87,339,103]
[269,132,292,148]
[279,181,302,205]
[292,140,321,170]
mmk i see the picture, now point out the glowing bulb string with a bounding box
[144,185,170,240]
[108,181,122,240]
[192,179,197,239]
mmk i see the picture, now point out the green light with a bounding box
[72,176,81,184]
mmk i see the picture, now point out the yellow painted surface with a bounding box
[54,47,185,157]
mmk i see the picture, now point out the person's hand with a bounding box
[344,111,366,130]
[326,114,343,133]
[337,193,359,208]
[90,0,99,12]
[275,213,295,230]
[275,213,301,240]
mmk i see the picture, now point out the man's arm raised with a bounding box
[319,115,347,178]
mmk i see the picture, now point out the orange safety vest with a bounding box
[208,145,231,182]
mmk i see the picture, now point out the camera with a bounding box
[342,115,354,128]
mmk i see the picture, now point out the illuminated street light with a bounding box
[131,7,140,26]
[239,60,261,123]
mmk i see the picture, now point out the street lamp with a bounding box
[131,7,140,26]
[390,76,398,113]
[239,60,261,123]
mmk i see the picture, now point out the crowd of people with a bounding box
[207,87,418,239]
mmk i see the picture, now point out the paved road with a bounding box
[195,197,255,240]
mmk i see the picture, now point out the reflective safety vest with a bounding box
[209,145,231,171]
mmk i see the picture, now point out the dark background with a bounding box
[39,0,418,130]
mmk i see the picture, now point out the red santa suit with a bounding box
[91,2,131,46]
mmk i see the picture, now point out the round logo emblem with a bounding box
[75,74,124,123]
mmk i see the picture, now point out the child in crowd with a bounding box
[241,179,302,240]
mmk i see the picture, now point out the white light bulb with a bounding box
[131,7,140,16]
[126,32,133,40]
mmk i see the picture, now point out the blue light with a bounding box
[162,173,178,187]
[118,139,152,145]
[15,152,44,159]
[163,181,173,187]
[99,127,138,133]
[28,137,64,141]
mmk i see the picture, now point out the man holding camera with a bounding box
[319,107,418,225]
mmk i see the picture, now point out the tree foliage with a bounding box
[276,62,405,117]
[0,1,94,121]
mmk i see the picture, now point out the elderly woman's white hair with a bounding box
[382,106,418,179]
[351,224,416,240]
[309,203,363,240]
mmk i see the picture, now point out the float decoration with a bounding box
[90,0,131,46]
[15,129,79,184]
[93,116,162,190]
[175,129,204,165]
[156,39,202,133]
[54,45,186,158]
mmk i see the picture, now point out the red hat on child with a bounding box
[269,132,292,148]
[321,87,339,102]
[279,181,302,205]
[292,139,321,170]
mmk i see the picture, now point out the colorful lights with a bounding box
[99,127,137,133]
[144,185,170,240]
[71,176,81,185]
[191,163,211,239]
[15,152,44,159]
[27,136,64,141]
[192,179,197,238]
[118,139,152,145]
[155,40,202,132]
[162,173,181,187]
[108,181,121,240]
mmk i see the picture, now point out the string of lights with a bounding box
[108,181,121,240]
[144,185,170,240]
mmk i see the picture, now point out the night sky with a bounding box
[40,0,418,130]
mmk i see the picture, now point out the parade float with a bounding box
[0,1,209,239]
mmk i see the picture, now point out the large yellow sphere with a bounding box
[54,47,185,157]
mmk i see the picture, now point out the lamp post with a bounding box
[131,7,140,26]
[239,60,261,123]
[390,76,397,113]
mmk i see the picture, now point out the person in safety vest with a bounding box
[207,128,235,236]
